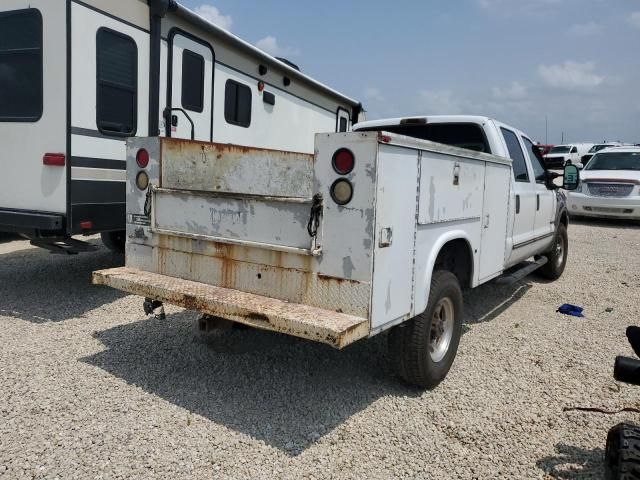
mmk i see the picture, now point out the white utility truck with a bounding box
[93,115,579,388]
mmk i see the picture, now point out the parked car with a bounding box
[567,146,640,220]
[581,143,622,166]
[544,143,594,169]
[536,143,554,157]
[93,115,578,389]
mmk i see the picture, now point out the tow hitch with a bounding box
[143,298,166,320]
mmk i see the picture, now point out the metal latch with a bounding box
[379,227,393,248]
[453,162,460,186]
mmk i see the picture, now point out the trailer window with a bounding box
[224,80,251,128]
[501,128,529,182]
[181,50,204,113]
[0,9,43,122]
[96,29,137,136]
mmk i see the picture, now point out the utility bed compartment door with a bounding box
[160,140,314,198]
[417,155,484,225]
[371,145,419,330]
[152,189,313,252]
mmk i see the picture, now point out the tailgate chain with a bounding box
[307,194,323,237]
[144,186,153,217]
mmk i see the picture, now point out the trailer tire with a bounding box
[605,422,640,480]
[101,230,125,254]
[538,223,568,280]
[388,270,463,389]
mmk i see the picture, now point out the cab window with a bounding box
[500,128,529,182]
[522,137,546,183]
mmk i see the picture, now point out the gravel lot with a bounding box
[1,220,639,479]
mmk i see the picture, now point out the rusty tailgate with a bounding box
[92,267,370,349]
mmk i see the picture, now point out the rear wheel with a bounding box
[101,230,125,254]
[388,270,463,389]
[537,223,568,280]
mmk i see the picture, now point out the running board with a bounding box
[92,267,370,349]
[30,237,98,255]
[494,257,548,285]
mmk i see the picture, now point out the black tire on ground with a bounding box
[388,270,463,389]
[101,230,126,253]
[605,422,640,480]
[537,223,568,280]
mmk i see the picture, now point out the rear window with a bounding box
[96,28,138,136]
[0,9,43,122]
[356,123,491,153]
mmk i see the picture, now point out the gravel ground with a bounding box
[1,220,639,479]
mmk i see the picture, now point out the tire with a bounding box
[605,423,640,480]
[537,223,568,280]
[101,230,125,254]
[388,270,463,389]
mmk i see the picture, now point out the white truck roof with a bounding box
[354,115,494,130]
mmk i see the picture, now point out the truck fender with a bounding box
[413,229,475,317]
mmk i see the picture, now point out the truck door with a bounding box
[500,128,537,264]
[522,137,555,243]
[166,32,213,141]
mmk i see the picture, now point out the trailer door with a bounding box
[167,32,213,141]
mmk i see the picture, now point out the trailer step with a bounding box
[92,267,370,349]
[494,257,548,285]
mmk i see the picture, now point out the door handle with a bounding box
[379,227,393,248]
[516,195,520,214]
[537,194,540,211]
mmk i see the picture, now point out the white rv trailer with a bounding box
[0,0,361,253]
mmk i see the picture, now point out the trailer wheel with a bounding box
[101,230,125,254]
[537,223,568,280]
[605,423,640,480]
[388,270,463,389]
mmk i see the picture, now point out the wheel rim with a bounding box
[429,297,454,363]
[555,233,565,268]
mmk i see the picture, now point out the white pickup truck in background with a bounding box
[93,115,579,388]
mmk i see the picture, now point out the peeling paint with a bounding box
[429,176,436,221]
[342,256,355,277]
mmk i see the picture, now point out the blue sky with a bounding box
[181,0,640,144]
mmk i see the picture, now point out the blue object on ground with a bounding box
[557,303,585,317]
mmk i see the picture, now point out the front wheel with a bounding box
[537,223,568,280]
[388,270,463,389]
[101,230,125,254]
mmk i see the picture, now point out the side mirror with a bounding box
[563,164,579,190]
[576,163,584,170]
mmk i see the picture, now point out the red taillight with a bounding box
[79,221,93,230]
[43,153,65,166]
[136,149,150,168]
[332,148,355,175]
